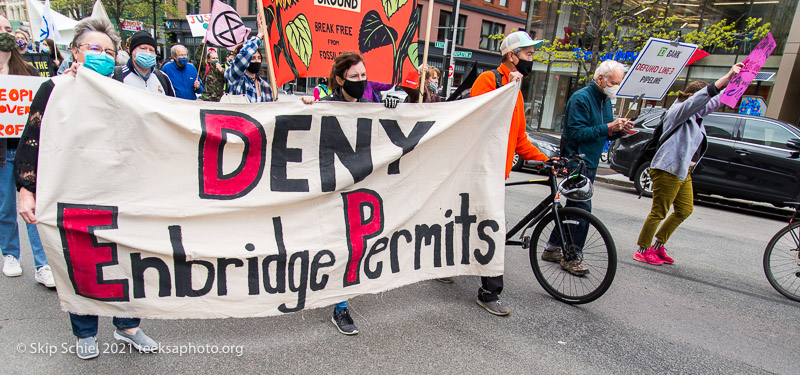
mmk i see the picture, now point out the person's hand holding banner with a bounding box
[716,62,744,90]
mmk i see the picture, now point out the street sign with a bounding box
[435,41,445,49]
[453,51,472,58]
[448,65,454,77]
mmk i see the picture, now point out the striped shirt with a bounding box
[224,36,273,103]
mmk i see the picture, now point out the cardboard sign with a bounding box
[23,53,57,78]
[121,19,144,31]
[720,33,776,108]
[186,13,212,37]
[0,75,48,138]
[616,38,697,100]
[262,0,419,87]
[36,69,514,319]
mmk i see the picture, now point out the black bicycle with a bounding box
[763,203,800,302]
[506,155,617,304]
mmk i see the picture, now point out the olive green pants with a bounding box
[637,168,694,249]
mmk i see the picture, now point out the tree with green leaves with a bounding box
[531,0,770,83]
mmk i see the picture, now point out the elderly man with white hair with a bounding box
[161,43,202,100]
[543,60,634,276]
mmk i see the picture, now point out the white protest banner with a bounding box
[616,38,698,100]
[36,69,515,319]
[0,75,47,138]
[186,13,212,37]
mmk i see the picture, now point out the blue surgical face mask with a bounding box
[40,45,50,54]
[134,51,157,69]
[82,50,115,77]
[428,81,438,91]
[178,57,188,67]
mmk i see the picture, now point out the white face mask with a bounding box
[601,77,619,100]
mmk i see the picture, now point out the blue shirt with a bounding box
[161,61,203,100]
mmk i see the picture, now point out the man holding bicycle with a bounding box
[550,60,633,276]
[469,31,549,316]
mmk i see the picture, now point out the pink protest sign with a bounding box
[720,32,776,108]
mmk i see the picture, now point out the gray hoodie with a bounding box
[651,84,721,180]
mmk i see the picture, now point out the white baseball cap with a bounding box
[499,31,544,55]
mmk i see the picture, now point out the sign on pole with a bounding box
[121,19,144,31]
[616,38,697,100]
[453,51,471,58]
[186,13,212,37]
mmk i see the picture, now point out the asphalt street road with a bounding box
[1,171,797,374]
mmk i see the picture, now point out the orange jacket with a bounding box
[470,64,548,178]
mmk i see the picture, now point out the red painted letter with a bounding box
[341,189,384,286]
[58,203,128,301]
[199,110,266,199]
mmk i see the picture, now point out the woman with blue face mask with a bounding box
[40,38,62,67]
[15,17,161,360]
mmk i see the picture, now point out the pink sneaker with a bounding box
[633,248,664,265]
[653,246,674,264]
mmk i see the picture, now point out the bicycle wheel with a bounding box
[763,221,800,302]
[528,207,617,304]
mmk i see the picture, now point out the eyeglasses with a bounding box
[78,43,116,59]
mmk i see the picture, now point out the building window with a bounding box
[249,0,259,15]
[480,21,505,52]
[499,0,507,7]
[485,0,493,3]
[437,11,467,46]
[187,1,201,14]
[522,0,539,14]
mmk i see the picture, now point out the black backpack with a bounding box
[632,112,678,176]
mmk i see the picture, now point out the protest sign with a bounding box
[617,38,697,100]
[261,0,419,86]
[36,69,514,319]
[121,19,144,31]
[0,75,47,138]
[24,53,57,78]
[720,33,776,108]
[186,13,212,37]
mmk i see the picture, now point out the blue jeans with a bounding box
[548,167,597,260]
[0,149,46,268]
[69,313,140,339]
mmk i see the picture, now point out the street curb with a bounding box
[595,175,634,189]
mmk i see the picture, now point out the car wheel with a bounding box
[512,153,523,171]
[634,163,653,198]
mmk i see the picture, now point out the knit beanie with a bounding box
[128,31,157,54]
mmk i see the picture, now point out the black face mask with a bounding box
[342,79,367,99]
[514,56,533,77]
[247,62,261,73]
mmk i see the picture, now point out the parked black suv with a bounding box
[609,109,800,207]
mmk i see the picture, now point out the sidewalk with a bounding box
[596,166,634,188]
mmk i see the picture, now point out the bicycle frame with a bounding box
[504,172,567,248]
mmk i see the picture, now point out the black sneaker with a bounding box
[331,308,359,335]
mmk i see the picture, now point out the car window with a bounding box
[742,119,797,150]
[703,115,735,140]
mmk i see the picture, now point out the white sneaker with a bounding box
[35,265,55,288]
[3,255,22,277]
